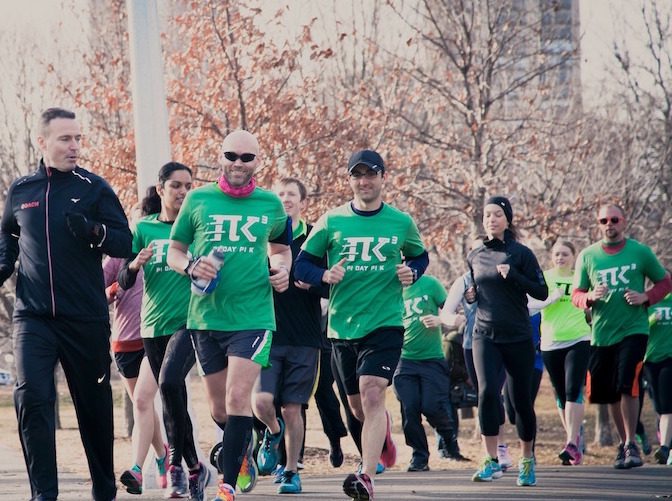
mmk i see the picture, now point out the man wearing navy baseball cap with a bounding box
[347,149,385,174]
[295,148,429,500]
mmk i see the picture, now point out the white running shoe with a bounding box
[497,444,513,471]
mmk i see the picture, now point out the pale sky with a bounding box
[0,0,668,108]
[579,0,663,104]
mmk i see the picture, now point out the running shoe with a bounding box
[558,442,582,466]
[441,439,469,461]
[277,470,302,494]
[654,445,670,465]
[212,482,235,501]
[624,441,643,468]
[209,442,223,474]
[357,462,386,475]
[273,464,285,484]
[188,463,210,501]
[667,452,672,466]
[379,411,397,469]
[517,457,537,487]
[156,444,168,489]
[471,456,503,482]
[120,466,143,495]
[330,439,344,468]
[257,417,285,475]
[636,431,652,455]
[613,443,626,469]
[237,439,258,493]
[343,472,374,500]
[497,444,513,471]
[166,464,187,498]
[407,462,429,472]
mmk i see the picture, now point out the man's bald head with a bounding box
[221,130,260,157]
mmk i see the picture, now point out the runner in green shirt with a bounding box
[393,274,466,471]
[645,292,672,464]
[572,203,671,470]
[118,162,208,498]
[167,130,291,501]
[294,149,428,500]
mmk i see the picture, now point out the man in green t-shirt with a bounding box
[167,130,292,501]
[294,149,428,500]
[572,203,671,470]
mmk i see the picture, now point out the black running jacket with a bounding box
[0,162,132,321]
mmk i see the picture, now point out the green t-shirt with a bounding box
[646,294,672,363]
[302,202,426,340]
[170,183,288,331]
[540,268,590,347]
[132,214,191,338]
[401,275,447,360]
[574,239,666,346]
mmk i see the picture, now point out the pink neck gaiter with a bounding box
[218,174,256,197]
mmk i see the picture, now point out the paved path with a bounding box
[2,444,670,500]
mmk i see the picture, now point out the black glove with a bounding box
[65,211,104,246]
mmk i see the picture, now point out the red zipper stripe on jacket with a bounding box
[45,168,56,317]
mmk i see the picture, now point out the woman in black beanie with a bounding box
[468,196,548,486]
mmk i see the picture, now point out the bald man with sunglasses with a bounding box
[572,203,671,470]
[167,130,292,501]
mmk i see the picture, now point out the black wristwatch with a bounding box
[184,258,196,276]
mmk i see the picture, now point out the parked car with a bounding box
[0,370,13,386]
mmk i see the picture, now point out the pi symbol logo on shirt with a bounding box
[596,264,636,286]
[655,306,672,321]
[403,295,428,318]
[340,236,396,262]
[150,239,171,264]
[205,215,261,243]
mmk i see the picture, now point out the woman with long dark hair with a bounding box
[118,162,209,500]
[468,196,547,487]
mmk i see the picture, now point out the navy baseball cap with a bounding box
[347,150,385,174]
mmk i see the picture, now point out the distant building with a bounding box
[502,0,582,116]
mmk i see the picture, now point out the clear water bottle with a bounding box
[191,247,225,296]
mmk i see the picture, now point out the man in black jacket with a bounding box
[0,108,132,501]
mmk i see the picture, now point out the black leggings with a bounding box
[644,357,672,415]
[503,368,542,425]
[542,341,590,407]
[473,336,536,441]
[144,329,198,468]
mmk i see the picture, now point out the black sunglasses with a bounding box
[223,152,256,163]
[598,217,620,225]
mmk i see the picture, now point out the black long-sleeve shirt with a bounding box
[273,222,328,348]
[468,230,548,343]
[0,162,132,321]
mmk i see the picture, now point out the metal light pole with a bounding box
[126,0,171,200]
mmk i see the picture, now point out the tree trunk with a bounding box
[593,404,613,446]
[124,390,134,437]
